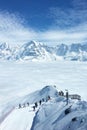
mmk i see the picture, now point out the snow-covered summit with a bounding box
[15,41,57,61]
[17,85,59,104]
[0,42,12,60]
[21,41,40,49]
[0,42,9,50]
[0,85,87,130]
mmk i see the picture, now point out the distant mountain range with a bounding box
[0,41,87,61]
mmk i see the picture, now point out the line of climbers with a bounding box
[18,91,81,109]
[18,95,51,110]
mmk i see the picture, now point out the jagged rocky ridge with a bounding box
[0,41,87,61]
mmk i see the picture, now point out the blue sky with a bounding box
[0,0,87,45]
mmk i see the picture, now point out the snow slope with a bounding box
[0,86,87,130]
[31,99,87,130]
[0,106,35,130]
[0,85,58,130]
[0,85,58,123]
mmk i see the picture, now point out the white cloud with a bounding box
[38,27,87,45]
[48,0,87,29]
[0,11,87,46]
[49,8,87,29]
[0,11,37,45]
[41,0,87,45]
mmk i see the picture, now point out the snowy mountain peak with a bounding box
[0,42,12,60]
[21,41,40,49]
[0,42,9,50]
[39,85,58,97]
[0,41,87,61]
[15,41,57,61]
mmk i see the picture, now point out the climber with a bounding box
[35,102,38,108]
[33,106,35,111]
[39,100,42,105]
[19,104,21,109]
[27,102,29,106]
